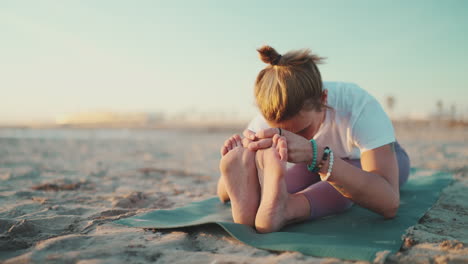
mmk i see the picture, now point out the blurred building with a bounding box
[55,111,163,126]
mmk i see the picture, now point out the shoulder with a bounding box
[324,81,374,115]
[324,81,370,100]
[324,82,395,150]
[323,81,364,91]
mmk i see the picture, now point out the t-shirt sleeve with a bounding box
[247,113,270,132]
[351,97,395,153]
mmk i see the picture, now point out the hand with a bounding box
[249,128,314,164]
[241,129,257,147]
[245,127,273,151]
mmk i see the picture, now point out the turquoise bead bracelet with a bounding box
[307,139,318,172]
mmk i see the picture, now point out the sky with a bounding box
[1,0,467,124]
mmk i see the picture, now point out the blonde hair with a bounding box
[255,45,326,122]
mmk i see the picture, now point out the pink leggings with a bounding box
[285,142,410,219]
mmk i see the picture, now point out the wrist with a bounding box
[317,146,329,174]
[318,148,334,181]
[306,139,324,172]
[318,158,329,175]
[303,140,313,164]
[316,144,324,164]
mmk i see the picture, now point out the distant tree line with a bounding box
[384,96,465,124]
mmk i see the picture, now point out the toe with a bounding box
[229,137,237,149]
[221,146,228,156]
[234,134,242,147]
[224,139,233,151]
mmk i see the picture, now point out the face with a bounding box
[267,109,325,140]
[267,89,328,139]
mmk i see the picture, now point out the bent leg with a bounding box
[300,181,354,219]
[291,159,357,219]
[284,163,321,194]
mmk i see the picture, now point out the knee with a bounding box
[341,198,354,210]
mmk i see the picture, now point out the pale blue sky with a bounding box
[1,0,467,123]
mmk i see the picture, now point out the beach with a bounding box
[0,123,467,263]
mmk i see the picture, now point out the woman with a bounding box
[217,46,410,233]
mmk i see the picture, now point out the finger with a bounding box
[248,138,273,151]
[242,137,252,148]
[243,129,257,140]
[256,128,280,139]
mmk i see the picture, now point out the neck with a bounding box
[320,109,327,125]
[313,109,327,136]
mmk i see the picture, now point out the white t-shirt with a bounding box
[247,81,395,159]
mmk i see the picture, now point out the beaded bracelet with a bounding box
[316,146,331,172]
[321,150,334,181]
[307,139,318,172]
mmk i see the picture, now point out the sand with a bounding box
[0,124,467,264]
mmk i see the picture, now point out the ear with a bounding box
[321,89,328,105]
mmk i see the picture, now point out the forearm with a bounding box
[321,157,399,218]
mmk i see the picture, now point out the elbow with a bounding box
[383,198,400,219]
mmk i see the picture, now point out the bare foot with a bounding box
[255,136,291,233]
[217,134,242,202]
[219,135,260,227]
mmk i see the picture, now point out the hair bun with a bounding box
[257,45,282,66]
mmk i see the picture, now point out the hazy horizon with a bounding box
[1,0,467,125]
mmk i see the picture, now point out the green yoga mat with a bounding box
[115,169,452,261]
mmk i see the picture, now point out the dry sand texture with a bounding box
[0,124,467,264]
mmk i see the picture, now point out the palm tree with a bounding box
[436,100,443,119]
[385,96,395,119]
[450,104,456,121]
